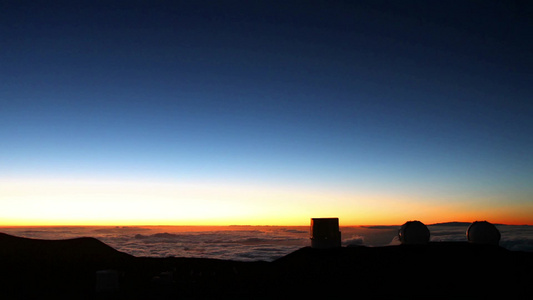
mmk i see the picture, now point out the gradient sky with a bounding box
[1,1,532,225]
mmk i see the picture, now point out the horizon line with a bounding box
[1,221,531,227]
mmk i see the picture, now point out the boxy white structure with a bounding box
[310,218,341,249]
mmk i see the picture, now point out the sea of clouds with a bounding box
[1,225,532,261]
[430,224,533,252]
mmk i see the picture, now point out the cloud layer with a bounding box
[1,225,531,261]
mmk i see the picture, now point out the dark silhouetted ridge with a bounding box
[1,233,532,299]
[0,232,136,299]
[429,221,477,226]
[0,232,132,261]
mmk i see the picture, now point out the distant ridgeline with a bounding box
[0,219,531,299]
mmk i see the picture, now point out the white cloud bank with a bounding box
[1,225,531,261]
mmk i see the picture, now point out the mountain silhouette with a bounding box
[429,221,473,226]
[0,232,131,259]
[1,232,532,299]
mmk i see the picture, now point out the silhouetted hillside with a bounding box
[0,233,136,299]
[428,221,472,226]
[1,232,532,299]
[0,232,131,259]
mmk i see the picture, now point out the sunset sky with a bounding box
[1,1,532,226]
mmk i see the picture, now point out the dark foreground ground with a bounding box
[1,232,532,299]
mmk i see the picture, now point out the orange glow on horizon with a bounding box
[1,177,532,226]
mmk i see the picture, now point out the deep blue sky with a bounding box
[1,1,532,224]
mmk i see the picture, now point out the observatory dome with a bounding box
[398,221,430,245]
[467,221,500,245]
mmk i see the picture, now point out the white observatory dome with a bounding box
[398,221,430,245]
[467,221,500,245]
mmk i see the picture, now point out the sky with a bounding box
[1,0,532,226]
